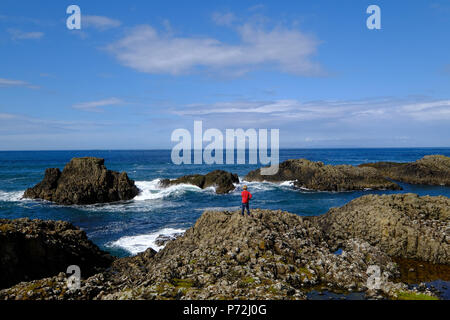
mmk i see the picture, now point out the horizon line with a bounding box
[1,147,450,152]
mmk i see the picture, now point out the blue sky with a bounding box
[0,0,449,150]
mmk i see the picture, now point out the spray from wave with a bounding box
[134,179,207,201]
[0,190,25,202]
[107,227,186,255]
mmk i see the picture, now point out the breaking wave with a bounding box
[107,227,186,255]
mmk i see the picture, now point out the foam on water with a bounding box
[0,190,25,202]
[237,179,296,192]
[134,179,203,201]
[107,227,186,255]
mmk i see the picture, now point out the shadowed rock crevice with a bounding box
[23,157,139,205]
[0,218,114,290]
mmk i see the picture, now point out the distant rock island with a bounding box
[245,159,401,191]
[23,157,139,205]
[1,193,447,300]
[160,170,239,194]
[359,155,450,186]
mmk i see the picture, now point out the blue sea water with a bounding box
[0,148,449,259]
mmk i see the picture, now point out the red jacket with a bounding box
[241,190,252,203]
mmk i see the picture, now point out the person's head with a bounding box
[243,185,248,190]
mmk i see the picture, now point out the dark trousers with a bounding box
[241,202,250,215]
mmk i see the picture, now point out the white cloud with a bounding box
[0,77,39,89]
[7,28,44,40]
[72,97,125,112]
[107,21,322,76]
[83,15,121,30]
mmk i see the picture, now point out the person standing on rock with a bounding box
[241,185,252,216]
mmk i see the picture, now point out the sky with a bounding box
[0,0,449,150]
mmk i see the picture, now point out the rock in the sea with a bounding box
[359,155,450,186]
[245,159,401,191]
[23,157,139,205]
[0,218,114,289]
[317,193,450,265]
[160,170,239,194]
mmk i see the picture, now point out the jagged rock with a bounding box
[317,193,450,265]
[160,170,239,194]
[245,159,401,191]
[23,157,139,205]
[0,218,114,290]
[2,193,447,300]
[359,155,450,186]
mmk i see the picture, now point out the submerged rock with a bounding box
[160,170,239,194]
[245,159,401,191]
[359,155,450,186]
[23,157,139,205]
[0,218,114,290]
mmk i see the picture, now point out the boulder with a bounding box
[245,159,401,191]
[23,157,139,205]
[0,218,114,289]
[359,155,450,186]
[160,170,239,194]
[317,193,450,264]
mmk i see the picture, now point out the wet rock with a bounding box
[23,157,139,205]
[245,159,401,191]
[359,155,450,186]
[160,170,239,194]
[154,233,183,247]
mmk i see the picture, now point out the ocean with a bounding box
[1,148,449,258]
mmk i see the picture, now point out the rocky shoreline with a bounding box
[359,155,450,186]
[22,154,449,204]
[0,218,114,290]
[1,193,448,300]
[245,159,402,191]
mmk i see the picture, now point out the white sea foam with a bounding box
[237,179,296,192]
[0,190,25,202]
[279,180,295,187]
[134,179,203,201]
[107,227,186,255]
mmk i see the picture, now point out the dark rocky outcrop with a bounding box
[316,193,450,265]
[0,218,114,290]
[160,170,239,194]
[245,159,401,191]
[1,194,447,300]
[359,155,450,186]
[23,157,139,205]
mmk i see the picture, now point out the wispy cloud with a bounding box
[174,97,450,123]
[107,17,322,76]
[7,28,44,40]
[83,15,122,31]
[0,77,39,89]
[72,97,125,112]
